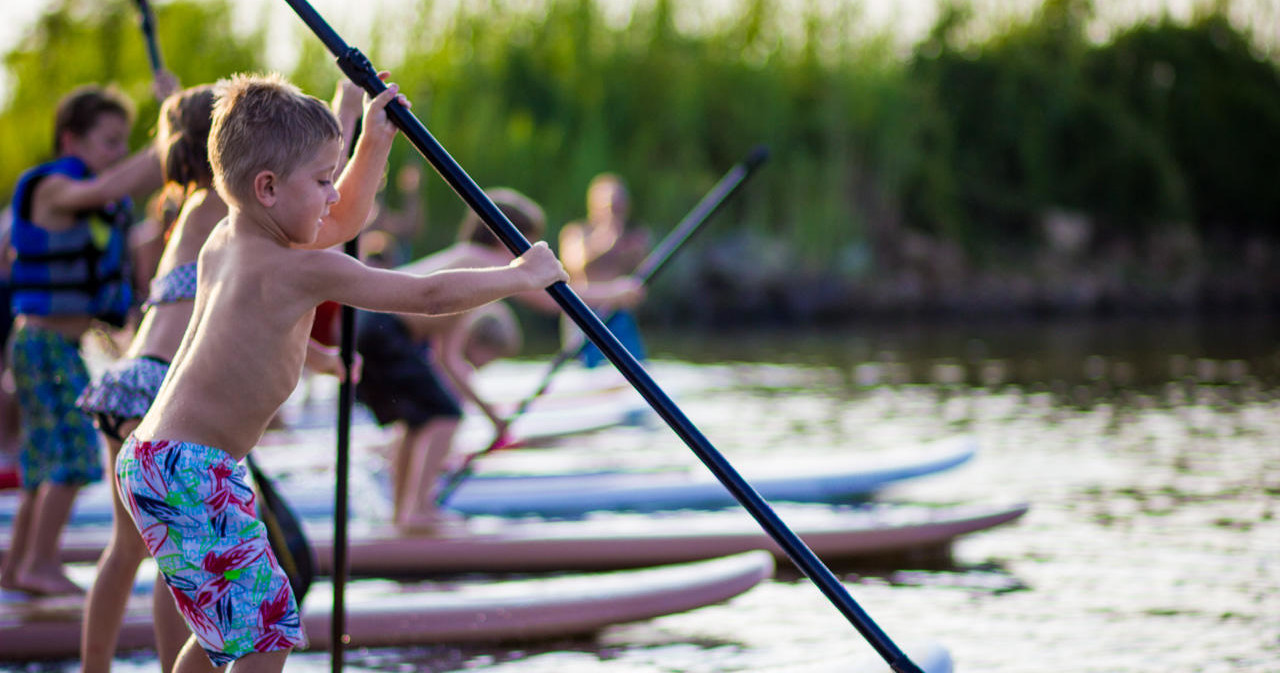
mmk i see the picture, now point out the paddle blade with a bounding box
[247,456,316,606]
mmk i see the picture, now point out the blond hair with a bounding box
[209,72,342,207]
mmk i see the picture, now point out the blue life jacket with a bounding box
[10,156,133,327]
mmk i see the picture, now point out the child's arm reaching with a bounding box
[305,338,361,383]
[436,319,508,437]
[304,73,408,250]
[34,149,163,227]
[304,241,569,316]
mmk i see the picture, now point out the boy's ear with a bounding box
[252,170,277,207]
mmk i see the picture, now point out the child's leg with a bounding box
[397,417,461,530]
[173,642,291,673]
[153,572,188,673]
[388,423,413,524]
[8,325,100,594]
[15,482,83,594]
[172,636,222,673]
[0,367,18,455]
[228,650,289,673]
[0,488,36,591]
[80,481,148,671]
[82,429,178,673]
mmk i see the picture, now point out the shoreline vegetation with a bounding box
[2,0,1278,325]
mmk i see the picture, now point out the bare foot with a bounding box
[14,569,85,597]
[0,574,30,595]
[395,509,467,536]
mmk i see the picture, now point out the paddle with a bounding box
[130,0,164,73]
[332,258,358,671]
[330,110,364,670]
[128,0,319,610]
[246,454,315,604]
[434,145,771,507]
[281,5,926,671]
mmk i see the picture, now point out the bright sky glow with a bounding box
[0,0,1276,103]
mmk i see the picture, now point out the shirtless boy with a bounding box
[116,72,568,671]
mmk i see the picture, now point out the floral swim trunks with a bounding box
[117,437,304,665]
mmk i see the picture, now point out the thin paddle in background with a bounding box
[128,0,318,608]
[435,144,770,507]
[279,3,928,671]
[130,0,164,73]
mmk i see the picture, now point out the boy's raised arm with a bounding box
[306,75,407,250]
[329,80,363,178]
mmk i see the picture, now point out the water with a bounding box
[8,316,1280,671]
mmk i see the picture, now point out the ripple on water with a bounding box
[8,343,1280,673]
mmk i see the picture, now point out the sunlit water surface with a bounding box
[7,318,1280,672]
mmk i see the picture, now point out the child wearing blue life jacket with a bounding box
[0,83,167,597]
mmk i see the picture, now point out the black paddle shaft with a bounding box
[280,2,924,670]
[130,0,164,73]
[634,144,769,282]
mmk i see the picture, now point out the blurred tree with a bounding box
[3,0,1277,288]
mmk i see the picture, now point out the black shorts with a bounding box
[354,311,462,428]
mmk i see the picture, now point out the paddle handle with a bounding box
[281,3,923,670]
[131,0,164,73]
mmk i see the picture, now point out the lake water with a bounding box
[7,316,1280,672]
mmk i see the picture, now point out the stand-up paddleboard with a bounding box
[272,380,652,453]
[39,502,1028,573]
[0,551,773,660]
[444,442,977,517]
[0,441,976,525]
